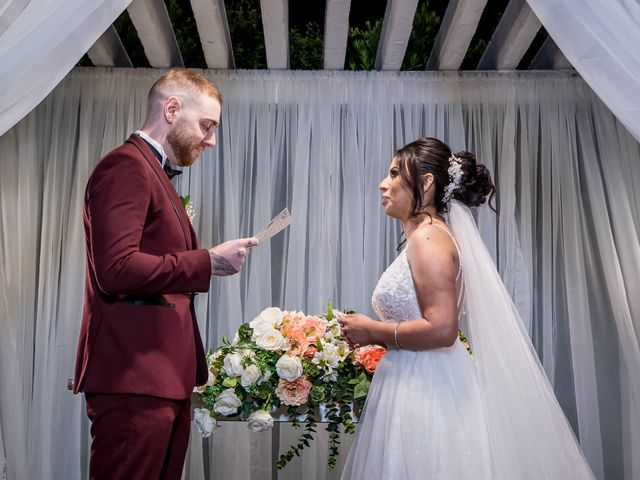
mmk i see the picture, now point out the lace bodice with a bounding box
[372,251,422,324]
[372,224,463,324]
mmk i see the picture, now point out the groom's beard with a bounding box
[166,120,202,167]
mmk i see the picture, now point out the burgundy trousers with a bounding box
[85,393,192,480]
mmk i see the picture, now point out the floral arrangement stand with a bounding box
[191,392,360,479]
[192,303,472,472]
[192,304,385,471]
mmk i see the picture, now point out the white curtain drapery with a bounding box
[0,0,131,137]
[0,68,638,479]
[526,0,640,143]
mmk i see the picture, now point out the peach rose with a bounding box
[275,375,313,406]
[282,327,310,357]
[303,345,317,358]
[354,345,386,374]
[299,315,328,341]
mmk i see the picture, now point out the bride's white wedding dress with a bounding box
[341,228,493,479]
[341,201,596,480]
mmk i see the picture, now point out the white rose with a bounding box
[240,364,262,388]
[247,409,274,432]
[250,307,284,337]
[194,370,217,394]
[276,355,303,381]
[193,408,217,437]
[259,307,284,327]
[214,388,242,416]
[223,352,244,377]
[255,328,290,351]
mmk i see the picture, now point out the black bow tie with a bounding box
[163,163,183,180]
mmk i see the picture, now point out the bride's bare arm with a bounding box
[340,225,460,350]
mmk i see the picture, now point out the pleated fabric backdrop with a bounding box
[0,68,638,479]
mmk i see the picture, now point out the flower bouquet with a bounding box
[192,303,473,469]
[193,303,386,469]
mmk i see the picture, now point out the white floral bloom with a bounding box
[183,198,196,223]
[250,307,284,338]
[194,370,217,394]
[322,370,338,382]
[214,388,242,416]
[255,328,290,351]
[276,355,303,381]
[207,350,223,368]
[258,307,284,327]
[223,352,244,377]
[193,408,217,437]
[259,370,272,384]
[317,343,340,369]
[247,410,274,432]
[240,364,262,388]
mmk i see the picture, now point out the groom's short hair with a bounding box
[149,68,222,104]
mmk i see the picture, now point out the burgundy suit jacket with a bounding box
[73,135,211,400]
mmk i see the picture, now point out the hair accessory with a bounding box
[442,154,463,204]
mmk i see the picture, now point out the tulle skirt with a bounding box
[341,340,493,480]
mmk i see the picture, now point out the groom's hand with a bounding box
[208,237,258,276]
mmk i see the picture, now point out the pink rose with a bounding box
[275,375,313,406]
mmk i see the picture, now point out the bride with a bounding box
[338,137,595,479]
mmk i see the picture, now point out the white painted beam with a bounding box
[260,0,288,69]
[127,0,183,68]
[375,0,420,71]
[477,0,541,70]
[190,0,235,69]
[529,37,572,70]
[324,0,351,70]
[426,0,487,70]
[87,25,133,68]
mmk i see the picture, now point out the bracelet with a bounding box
[393,322,401,349]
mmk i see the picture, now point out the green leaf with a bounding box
[222,377,237,388]
[353,378,370,399]
[180,195,190,208]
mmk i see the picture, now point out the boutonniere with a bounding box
[180,195,196,223]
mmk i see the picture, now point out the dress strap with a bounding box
[430,223,462,280]
[430,223,464,311]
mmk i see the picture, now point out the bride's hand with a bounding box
[339,313,376,348]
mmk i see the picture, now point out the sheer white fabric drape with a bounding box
[0,68,638,479]
[0,0,132,136]
[526,0,640,143]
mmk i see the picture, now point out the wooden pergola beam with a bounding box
[127,0,184,68]
[260,0,288,69]
[426,0,487,70]
[324,0,351,70]
[477,0,541,70]
[87,25,133,68]
[375,0,420,71]
[529,37,572,70]
[190,0,235,69]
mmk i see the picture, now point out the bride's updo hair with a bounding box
[394,137,496,216]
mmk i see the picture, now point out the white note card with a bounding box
[255,208,292,244]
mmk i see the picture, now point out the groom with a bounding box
[73,68,257,479]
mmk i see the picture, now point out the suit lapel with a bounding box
[126,135,193,250]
